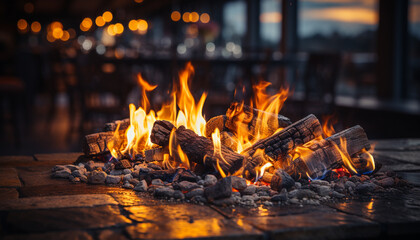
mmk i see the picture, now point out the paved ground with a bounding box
[1,139,420,239]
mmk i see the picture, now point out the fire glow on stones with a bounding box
[106,62,375,182]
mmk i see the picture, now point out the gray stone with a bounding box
[263,201,274,206]
[311,180,330,186]
[151,179,164,186]
[203,174,217,187]
[241,184,256,195]
[133,180,148,192]
[110,169,123,176]
[294,189,318,199]
[105,175,121,185]
[345,181,356,190]
[88,170,107,184]
[123,169,132,175]
[377,177,395,188]
[191,195,207,203]
[52,169,71,179]
[356,183,377,194]
[178,181,200,192]
[334,182,345,193]
[204,177,232,201]
[129,178,140,186]
[51,165,68,172]
[197,180,205,185]
[295,182,302,189]
[185,188,204,199]
[79,175,88,183]
[317,185,332,197]
[173,190,185,200]
[271,189,288,202]
[289,198,300,204]
[270,169,295,191]
[64,164,80,171]
[231,176,247,190]
[72,169,86,178]
[122,183,134,189]
[154,187,175,198]
[123,174,133,182]
[331,191,345,199]
[213,196,237,206]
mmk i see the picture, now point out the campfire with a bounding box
[60,62,384,205]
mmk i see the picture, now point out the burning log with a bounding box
[145,147,169,162]
[205,115,228,137]
[150,120,244,175]
[225,103,292,140]
[284,125,371,180]
[104,118,130,132]
[241,114,322,179]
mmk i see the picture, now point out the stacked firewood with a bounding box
[82,102,374,190]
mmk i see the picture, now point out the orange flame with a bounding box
[211,128,227,178]
[108,62,207,159]
[322,115,337,138]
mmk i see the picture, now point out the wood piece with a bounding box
[225,102,292,141]
[145,147,169,162]
[241,114,322,179]
[82,131,116,155]
[285,125,371,180]
[150,120,244,175]
[205,115,228,137]
[220,131,239,152]
[242,114,322,159]
[104,118,130,132]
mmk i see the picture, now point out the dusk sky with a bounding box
[224,0,420,43]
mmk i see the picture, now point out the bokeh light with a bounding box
[182,12,190,22]
[114,23,124,35]
[171,11,181,22]
[137,19,148,32]
[31,21,41,33]
[95,16,105,27]
[107,24,116,35]
[190,12,199,22]
[200,13,210,23]
[102,11,113,22]
[128,20,138,31]
[17,19,28,32]
[61,30,70,41]
[52,28,64,39]
[81,18,93,31]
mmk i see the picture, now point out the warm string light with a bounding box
[172,11,211,23]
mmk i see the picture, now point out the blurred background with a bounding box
[0,0,419,155]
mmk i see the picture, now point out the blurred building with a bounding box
[0,0,419,155]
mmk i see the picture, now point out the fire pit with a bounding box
[53,63,407,207]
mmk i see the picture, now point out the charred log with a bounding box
[242,114,323,179]
[205,115,228,137]
[104,118,130,132]
[150,120,244,175]
[82,131,117,155]
[285,125,371,180]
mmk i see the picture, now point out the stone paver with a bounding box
[374,151,420,166]
[125,204,224,222]
[327,188,420,237]
[17,166,72,186]
[373,139,420,151]
[109,191,173,207]
[97,229,129,240]
[0,168,21,187]
[3,230,93,240]
[0,194,118,210]
[126,217,262,240]
[34,152,82,165]
[6,205,131,233]
[211,204,332,219]
[245,210,380,240]
[0,155,36,167]
[19,184,126,197]
[0,188,19,200]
